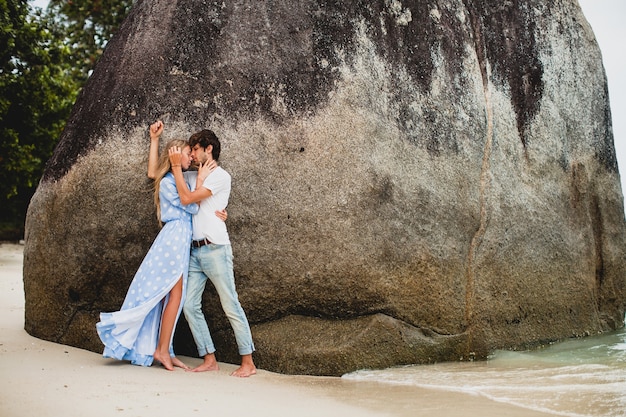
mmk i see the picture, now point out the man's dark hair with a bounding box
[189,129,221,161]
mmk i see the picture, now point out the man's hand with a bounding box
[216,209,228,222]
[150,120,164,140]
[168,146,183,167]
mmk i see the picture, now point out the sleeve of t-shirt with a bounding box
[202,171,229,195]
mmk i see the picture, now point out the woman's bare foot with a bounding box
[153,350,174,371]
[171,356,190,370]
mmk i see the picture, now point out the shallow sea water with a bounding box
[343,326,626,417]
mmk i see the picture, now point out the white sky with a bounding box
[28,0,626,205]
[578,0,626,207]
[30,0,48,10]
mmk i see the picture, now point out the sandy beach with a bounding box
[0,242,554,417]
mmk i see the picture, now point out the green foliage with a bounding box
[48,0,135,81]
[0,0,134,239]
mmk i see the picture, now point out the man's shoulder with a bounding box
[215,166,231,180]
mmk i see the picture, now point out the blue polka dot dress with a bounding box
[96,172,198,366]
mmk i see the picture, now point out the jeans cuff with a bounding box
[238,344,255,356]
[198,346,216,357]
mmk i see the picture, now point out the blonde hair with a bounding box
[154,139,189,223]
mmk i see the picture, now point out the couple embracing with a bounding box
[96,121,256,377]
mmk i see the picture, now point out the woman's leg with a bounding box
[153,276,184,371]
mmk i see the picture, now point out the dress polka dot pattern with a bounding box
[96,173,198,366]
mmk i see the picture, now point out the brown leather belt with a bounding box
[191,238,212,248]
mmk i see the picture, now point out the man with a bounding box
[148,121,257,377]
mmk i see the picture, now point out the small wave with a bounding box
[343,328,626,417]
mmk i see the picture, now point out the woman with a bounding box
[96,136,218,371]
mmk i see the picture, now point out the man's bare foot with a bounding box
[230,363,257,377]
[188,353,220,372]
[171,356,190,370]
[231,354,256,377]
[153,350,174,371]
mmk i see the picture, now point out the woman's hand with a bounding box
[150,120,163,140]
[215,209,228,222]
[168,147,182,167]
[197,160,217,182]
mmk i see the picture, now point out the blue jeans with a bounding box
[184,244,255,356]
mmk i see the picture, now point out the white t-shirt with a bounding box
[184,167,231,245]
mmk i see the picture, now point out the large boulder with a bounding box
[24,0,626,376]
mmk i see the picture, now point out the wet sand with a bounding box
[0,242,553,417]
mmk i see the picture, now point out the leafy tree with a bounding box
[1,0,78,238]
[48,0,135,81]
[0,0,133,239]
